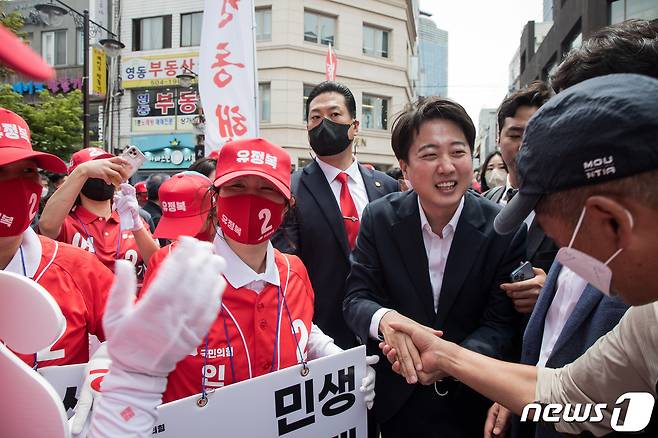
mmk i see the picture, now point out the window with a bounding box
[609,0,658,23]
[362,94,388,130]
[304,11,335,46]
[255,8,272,41]
[42,30,67,66]
[132,16,172,51]
[561,20,581,59]
[181,12,203,47]
[259,83,271,123]
[363,25,389,58]
[77,30,84,66]
[302,83,315,121]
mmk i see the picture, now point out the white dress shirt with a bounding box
[212,232,339,359]
[499,174,536,228]
[5,227,41,277]
[316,157,368,218]
[368,196,465,339]
[537,266,588,367]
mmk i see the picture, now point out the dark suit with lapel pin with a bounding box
[343,190,526,437]
[273,160,398,349]
[513,262,628,438]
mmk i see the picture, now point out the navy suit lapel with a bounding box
[359,164,387,201]
[549,284,603,358]
[435,192,487,327]
[521,263,562,364]
[301,161,350,257]
[390,192,435,321]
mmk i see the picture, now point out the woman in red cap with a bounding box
[39,148,159,279]
[144,138,378,404]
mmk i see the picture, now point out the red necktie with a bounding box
[335,172,359,249]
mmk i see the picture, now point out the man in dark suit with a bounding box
[273,81,398,349]
[484,82,558,315]
[343,96,526,437]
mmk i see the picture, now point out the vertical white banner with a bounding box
[200,0,258,155]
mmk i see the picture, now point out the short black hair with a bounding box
[497,81,552,135]
[479,151,508,193]
[551,19,658,92]
[391,96,475,162]
[146,173,170,200]
[305,81,357,120]
[188,157,217,179]
[385,167,403,180]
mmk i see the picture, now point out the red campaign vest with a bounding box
[57,205,149,277]
[13,236,113,368]
[161,249,315,403]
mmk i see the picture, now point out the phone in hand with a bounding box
[119,145,146,180]
[510,261,535,283]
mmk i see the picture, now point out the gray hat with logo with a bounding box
[495,73,658,235]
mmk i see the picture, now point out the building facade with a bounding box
[4,0,111,144]
[473,107,497,169]
[417,10,448,97]
[516,0,658,87]
[116,0,419,173]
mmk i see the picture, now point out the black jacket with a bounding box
[272,160,398,348]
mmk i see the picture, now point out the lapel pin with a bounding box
[375,181,381,187]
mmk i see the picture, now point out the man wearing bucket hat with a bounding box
[379,74,658,436]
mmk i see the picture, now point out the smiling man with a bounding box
[343,96,526,437]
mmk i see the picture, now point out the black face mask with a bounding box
[81,178,115,201]
[308,118,353,157]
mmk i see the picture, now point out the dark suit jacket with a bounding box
[272,160,398,348]
[514,262,629,438]
[343,190,526,432]
[142,200,162,228]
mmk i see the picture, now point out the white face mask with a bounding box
[485,168,507,188]
[555,206,632,297]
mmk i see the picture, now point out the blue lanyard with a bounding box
[73,212,122,259]
[16,246,40,371]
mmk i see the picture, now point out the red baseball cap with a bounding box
[134,181,147,194]
[207,149,220,160]
[0,24,54,81]
[68,147,113,174]
[154,171,214,240]
[0,108,66,173]
[214,138,291,199]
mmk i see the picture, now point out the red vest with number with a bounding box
[143,246,315,403]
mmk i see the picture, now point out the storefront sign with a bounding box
[122,51,199,88]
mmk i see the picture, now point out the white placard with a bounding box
[152,346,367,437]
[199,0,258,153]
[38,363,86,418]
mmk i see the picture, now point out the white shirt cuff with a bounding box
[369,308,393,340]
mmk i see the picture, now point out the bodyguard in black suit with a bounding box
[343,97,525,437]
[273,82,398,349]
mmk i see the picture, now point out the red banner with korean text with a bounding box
[200,0,258,154]
[326,43,337,81]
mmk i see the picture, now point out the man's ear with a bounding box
[399,159,408,179]
[585,196,634,251]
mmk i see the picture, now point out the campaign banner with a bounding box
[153,346,367,437]
[38,363,85,418]
[122,51,199,89]
[199,0,258,153]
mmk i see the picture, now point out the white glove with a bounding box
[103,236,226,377]
[361,355,378,410]
[69,343,111,435]
[113,183,142,231]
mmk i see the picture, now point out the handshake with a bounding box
[376,311,457,385]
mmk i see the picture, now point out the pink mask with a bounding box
[555,206,632,297]
[217,194,285,245]
[0,178,41,237]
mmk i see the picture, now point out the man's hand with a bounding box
[76,157,131,187]
[500,268,546,314]
[484,402,512,437]
[378,311,425,384]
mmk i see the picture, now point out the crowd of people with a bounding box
[2,16,657,438]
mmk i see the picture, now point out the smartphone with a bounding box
[119,145,146,180]
[510,261,535,283]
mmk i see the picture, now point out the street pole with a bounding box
[83,9,90,148]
